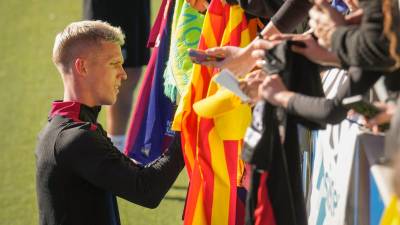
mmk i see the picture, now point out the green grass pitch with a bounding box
[0,1,188,224]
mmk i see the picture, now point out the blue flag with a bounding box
[124,0,176,164]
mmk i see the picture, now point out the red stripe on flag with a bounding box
[198,118,216,225]
[207,1,227,45]
[198,35,208,50]
[228,14,248,46]
[184,163,203,225]
[255,172,276,225]
[181,83,200,177]
[200,67,212,97]
[224,140,239,225]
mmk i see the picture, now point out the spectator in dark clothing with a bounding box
[310,0,400,71]
[204,0,399,77]
[253,66,399,126]
[35,21,184,225]
[247,0,400,126]
[248,35,399,127]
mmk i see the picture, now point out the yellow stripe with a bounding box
[229,5,243,30]
[191,183,207,225]
[221,17,230,47]
[237,141,245,186]
[202,12,218,49]
[240,28,251,47]
[208,127,230,225]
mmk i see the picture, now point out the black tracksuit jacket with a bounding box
[35,101,184,225]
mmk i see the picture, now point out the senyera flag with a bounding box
[172,1,258,224]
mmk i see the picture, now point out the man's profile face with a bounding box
[84,41,127,105]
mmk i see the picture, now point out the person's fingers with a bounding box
[201,60,217,67]
[206,47,228,56]
[253,39,267,49]
[373,101,387,110]
[345,9,363,24]
[256,60,267,68]
[291,45,307,55]
[269,34,297,41]
[247,77,263,87]
[255,70,268,79]
[291,34,310,41]
[314,25,326,38]
[248,69,267,80]
[269,74,280,81]
[261,76,273,87]
[366,118,377,127]
[239,80,247,90]
[372,125,380,134]
[314,0,329,5]
[308,19,319,32]
[368,113,390,126]
[317,0,341,20]
[241,87,250,97]
[261,69,268,76]
[201,59,224,68]
[315,0,332,11]
[253,39,280,50]
[317,38,328,48]
[251,49,266,59]
[303,29,314,35]
[261,74,271,83]
[309,6,324,21]
[246,71,258,80]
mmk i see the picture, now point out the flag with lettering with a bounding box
[124,0,176,164]
[163,0,204,102]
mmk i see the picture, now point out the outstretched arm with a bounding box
[259,67,382,125]
[57,132,184,209]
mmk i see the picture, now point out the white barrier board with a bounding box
[309,68,360,225]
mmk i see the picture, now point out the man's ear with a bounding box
[73,58,87,77]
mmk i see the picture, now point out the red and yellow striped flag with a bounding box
[172,0,226,177]
[172,1,258,224]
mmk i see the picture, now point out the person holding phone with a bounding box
[196,0,312,77]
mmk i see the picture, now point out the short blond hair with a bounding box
[52,20,125,72]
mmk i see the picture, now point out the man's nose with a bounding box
[121,68,128,80]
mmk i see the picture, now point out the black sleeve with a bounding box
[271,0,312,33]
[286,68,382,125]
[56,130,184,209]
[331,0,395,70]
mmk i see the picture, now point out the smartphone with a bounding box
[188,49,224,64]
[342,95,381,119]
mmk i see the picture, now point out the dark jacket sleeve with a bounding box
[286,68,382,125]
[56,130,184,209]
[271,0,312,33]
[331,0,395,70]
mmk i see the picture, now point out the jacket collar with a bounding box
[49,101,101,123]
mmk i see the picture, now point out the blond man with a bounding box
[35,21,183,225]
